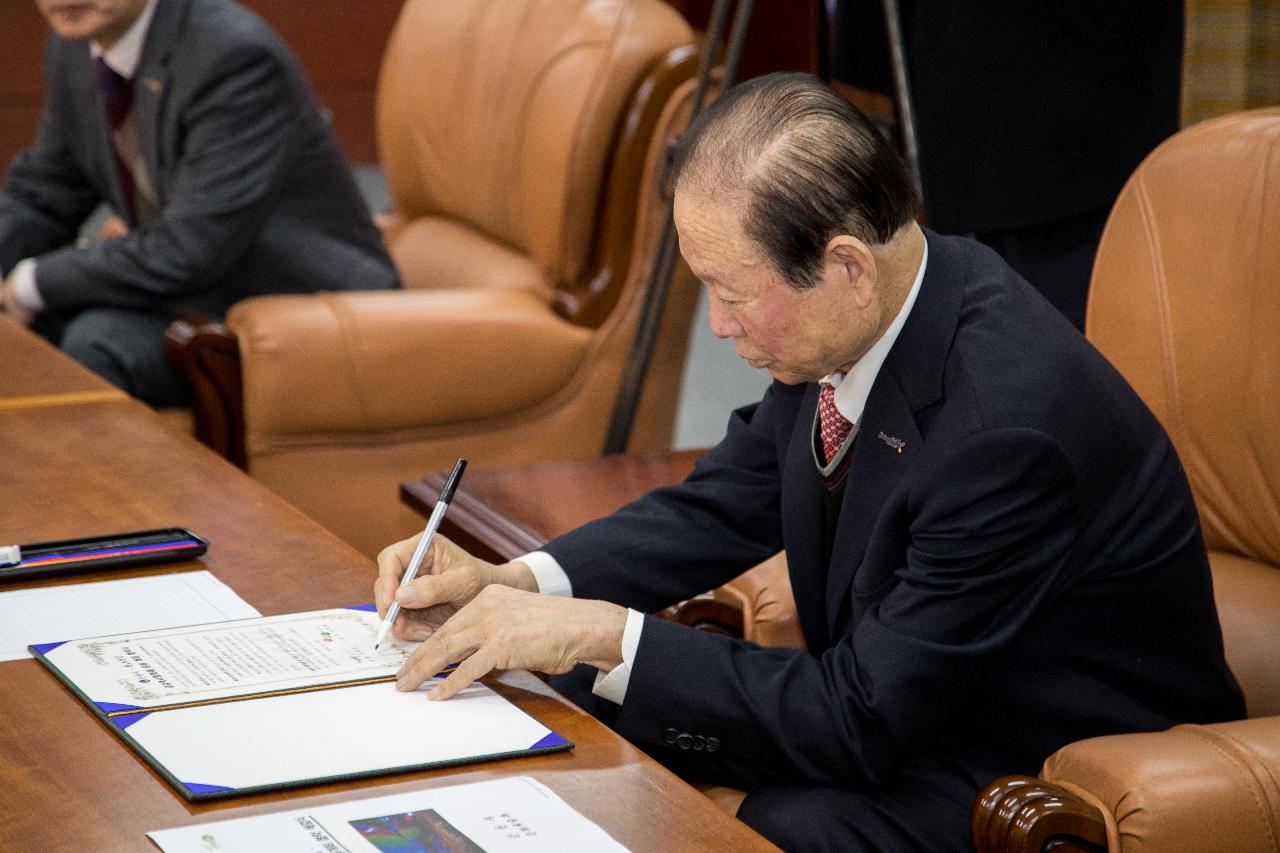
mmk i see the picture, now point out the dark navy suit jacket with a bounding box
[0,0,396,319]
[546,231,1242,797]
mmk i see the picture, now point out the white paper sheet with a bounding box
[126,679,555,792]
[148,776,628,852]
[42,608,408,708]
[0,571,259,661]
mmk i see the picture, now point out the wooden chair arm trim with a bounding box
[552,44,700,327]
[163,317,247,469]
[660,594,745,639]
[402,471,549,564]
[972,775,1108,853]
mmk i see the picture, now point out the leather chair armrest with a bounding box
[713,552,804,648]
[974,716,1280,853]
[663,553,805,648]
[164,317,247,468]
[226,288,593,437]
[659,594,744,637]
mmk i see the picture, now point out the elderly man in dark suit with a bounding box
[373,74,1242,851]
[0,0,397,406]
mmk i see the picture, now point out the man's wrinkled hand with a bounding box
[395,585,628,700]
[373,532,536,642]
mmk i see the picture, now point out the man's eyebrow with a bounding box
[707,280,751,302]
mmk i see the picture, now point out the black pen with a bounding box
[373,458,467,650]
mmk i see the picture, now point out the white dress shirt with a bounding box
[523,239,930,704]
[93,0,159,76]
[9,0,159,314]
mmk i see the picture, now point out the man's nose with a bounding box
[707,299,742,339]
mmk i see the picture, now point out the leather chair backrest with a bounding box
[1086,108,1280,717]
[376,0,692,294]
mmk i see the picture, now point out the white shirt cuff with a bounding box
[10,259,43,313]
[519,551,642,705]
[590,608,644,705]
[519,550,573,597]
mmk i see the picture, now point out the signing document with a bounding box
[0,571,257,661]
[148,776,626,852]
[32,607,571,799]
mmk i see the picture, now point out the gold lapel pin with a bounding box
[144,78,163,94]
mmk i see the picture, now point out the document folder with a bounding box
[31,606,571,800]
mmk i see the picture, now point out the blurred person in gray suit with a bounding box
[0,0,398,405]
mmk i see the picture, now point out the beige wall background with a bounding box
[1183,0,1280,125]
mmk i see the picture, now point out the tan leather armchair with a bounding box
[168,0,702,556]
[667,551,805,649]
[972,108,1280,852]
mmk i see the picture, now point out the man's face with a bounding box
[35,0,149,47]
[674,190,871,385]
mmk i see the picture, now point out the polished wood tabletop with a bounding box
[400,450,705,562]
[0,321,773,851]
[0,315,125,401]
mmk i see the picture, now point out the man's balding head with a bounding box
[671,73,917,289]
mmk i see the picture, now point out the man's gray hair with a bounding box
[672,72,918,288]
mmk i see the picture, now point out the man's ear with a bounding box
[825,235,876,307]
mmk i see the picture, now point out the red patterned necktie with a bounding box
[818,382,854,465]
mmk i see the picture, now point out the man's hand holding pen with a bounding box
[374,533,627,701]
[373,532,517,642]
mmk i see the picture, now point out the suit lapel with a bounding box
[69,44,131,220]
[824,376,921,631]
[780,383,833,651]
[129,0,186,208]
[821,229,966,634]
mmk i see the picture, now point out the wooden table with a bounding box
[400,450,704,562]
[0,317,125,408]
[0,319,772,851]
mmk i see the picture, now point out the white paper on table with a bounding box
[39,608,409,708]
[126,678,560,794]
[148,775,628,852]
[0,571,258,661]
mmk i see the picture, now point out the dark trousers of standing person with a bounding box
[974,205,1111,333]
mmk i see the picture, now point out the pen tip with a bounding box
[373,643,380,651]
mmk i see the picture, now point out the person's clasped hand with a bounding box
[374,533,627,701]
